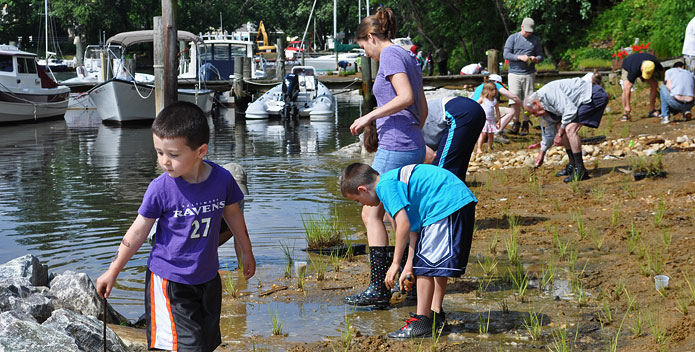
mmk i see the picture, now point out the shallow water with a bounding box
[0,102,367,320]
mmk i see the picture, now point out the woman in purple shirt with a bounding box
[346,7,428,307]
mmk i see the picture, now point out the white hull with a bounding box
[0,99,69,123]
[245,66,334,120]
[89,79,214,123]
[296,53,360,73]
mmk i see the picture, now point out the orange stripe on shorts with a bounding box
[149,272,156,349]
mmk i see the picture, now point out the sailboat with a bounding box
[36,0,74,73]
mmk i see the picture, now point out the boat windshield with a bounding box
[17,57,37,74]
[0,55,12,72]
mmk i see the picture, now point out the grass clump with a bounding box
[301,205,345,250]
[629,154,664,178]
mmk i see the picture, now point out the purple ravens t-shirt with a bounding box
[373,45,425,151]
[138,161,244,285]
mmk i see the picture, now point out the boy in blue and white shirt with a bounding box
[340,163,477,338]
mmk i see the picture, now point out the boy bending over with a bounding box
[341,163,476,338]
[96,102,256,352]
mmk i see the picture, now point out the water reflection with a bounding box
[0,101,367,320]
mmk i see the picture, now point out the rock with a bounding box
[49,271,128,325]
[332,141,363,157]
[222,162,248,211]
[5,290,55,323]
[676,135,690,143]
[644,137,665,145]
[0,254,48,287]
[645,147,659,156]
[43,309,128,352]
[0,311,79,352]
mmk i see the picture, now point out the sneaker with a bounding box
[685,111,692,121]
[520,120,530,136]
[661,116,670,125]
[432,310,447,335]
[508,121,521,135]
[386,312,433,339]
[494,133,510,144]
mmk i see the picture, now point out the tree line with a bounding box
[1,0,692,72]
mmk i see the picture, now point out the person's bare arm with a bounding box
[384,209,410,290]
[417,87,428,129]
[222,203,256,280]
[350,73,415,135]
[96,215,156,298]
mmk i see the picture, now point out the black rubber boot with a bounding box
[344,246,391,306]
[563,152,590,182]
[386,312,434,338]
[508,121,521,135]
[556,149,575,177]
[520,120,530,136]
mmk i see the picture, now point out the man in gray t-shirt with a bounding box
[659,61,695,124]
[503,17,544,136]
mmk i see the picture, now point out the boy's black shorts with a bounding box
[413,202,476,278]
[145,268,222,352]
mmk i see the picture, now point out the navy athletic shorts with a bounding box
[145,268,222,352]
[576,84,609,128]
[413,201,476,278]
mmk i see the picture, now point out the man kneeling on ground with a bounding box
[525,73,609,182]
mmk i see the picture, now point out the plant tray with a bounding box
[302,244,366,256]
[633,171,667,181]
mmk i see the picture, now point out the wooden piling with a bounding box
[154,16,164,115]
[361,56,375,111]
[487,49,499,74]
[161,0,178,107]
[276,37,285,81]
[242,57,252,80]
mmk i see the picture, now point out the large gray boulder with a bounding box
[0,254,48,287]
[49,271,128,325]
[0,311,79,352]
[43,309,127,352]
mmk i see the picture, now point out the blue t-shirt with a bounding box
[139,161,244,284]
[372,45,425,151]
[376,164,477,232]
[471,82,504,101]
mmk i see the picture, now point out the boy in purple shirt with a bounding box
[96,102,256,352]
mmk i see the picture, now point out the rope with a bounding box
[131,80,154,99]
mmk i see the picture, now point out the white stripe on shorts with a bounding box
[417,217,453,266]
[150,272,177,351]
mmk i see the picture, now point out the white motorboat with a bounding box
[87,30,214,123]
[89,79,213,123]
[294,49,363,74]
[245,66,334,120]
[179,31,267,81]
[0,44,70,123]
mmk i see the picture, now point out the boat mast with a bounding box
[45,0,48,60]
[334,0,337,69]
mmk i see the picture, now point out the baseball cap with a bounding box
[488,74,503,83]
[641,60,655,79]
[522,18,535,33]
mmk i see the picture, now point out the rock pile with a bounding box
[0,254,139,352]
[469,134,694,173]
